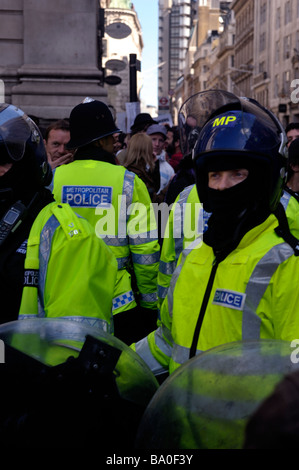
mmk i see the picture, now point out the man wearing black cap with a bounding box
[52,98,160,345]
[130,113,157,135]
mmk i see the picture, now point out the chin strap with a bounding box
[274,202,299,256]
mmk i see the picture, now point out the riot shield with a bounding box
[136,340,299,449]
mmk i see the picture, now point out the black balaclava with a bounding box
[203,165,270,259]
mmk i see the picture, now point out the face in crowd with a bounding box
[44,128,74,169]
[287,127,299,147]
[150,133,165,157]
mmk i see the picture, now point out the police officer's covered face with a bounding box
[208,169,249,191]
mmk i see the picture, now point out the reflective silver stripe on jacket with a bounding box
[18,314,109,332]
[36,213,111,332]
[131,251,160,265]
[280,190,291,210]
[123,170,135,221]
[169,241,295,365]
[99,170,135,247]
[167,238,202,319]
[172,343,195,365]
[135,332,170,376]
[140,292,158,303]
[101,235,128,247]
[159,259,176,276]
[158,185,201,303]
[117,256,130,270]
[119,169,135,234]
[242,242,294,340]
[173,185,194,262]
[129,230,159,245]
[158,284,168,300]
[39,214,60,314]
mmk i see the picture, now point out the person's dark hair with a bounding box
[118,132,127,147]
[285,122,299,134]
[44,119,70,142]
[172,126,180,143]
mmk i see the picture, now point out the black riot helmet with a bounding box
[178,90,288,214]
[66,97,121,150]
[0,104,52,213]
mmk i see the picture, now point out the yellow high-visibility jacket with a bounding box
[52,160,160,314]
[158,184,208,310]
[19,201,118,332]
[135,209,299,375]
[158,185,299,311]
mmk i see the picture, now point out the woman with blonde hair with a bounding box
[124,133,160,201]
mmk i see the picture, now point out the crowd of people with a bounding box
[2,90,299,448]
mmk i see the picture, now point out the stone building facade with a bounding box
[171,0,299,125]
[0,0,106,124]
[101,0,143,123]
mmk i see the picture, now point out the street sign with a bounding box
[159,96,169,106]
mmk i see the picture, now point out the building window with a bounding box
[274,74,279,98]
[285,1,292,25]
[259,61,265,74]
[275,40,280,64]
[283,70,291,94]
[260,3,267,25]
[260,32,266,52]
[284,35,291,59]
[276,7,281,28]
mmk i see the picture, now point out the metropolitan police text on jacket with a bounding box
[62,187,204,240]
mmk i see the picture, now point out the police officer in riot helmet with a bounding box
[133,90,299,379]
[0,103,119,330]
[0,104,158,449]
[193,93,290,259]
[0,105,53,215]
[0,104,53,322]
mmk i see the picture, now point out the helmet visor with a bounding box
[178,90,286,159]
[179,90,240,155]
[0,104,32,162]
